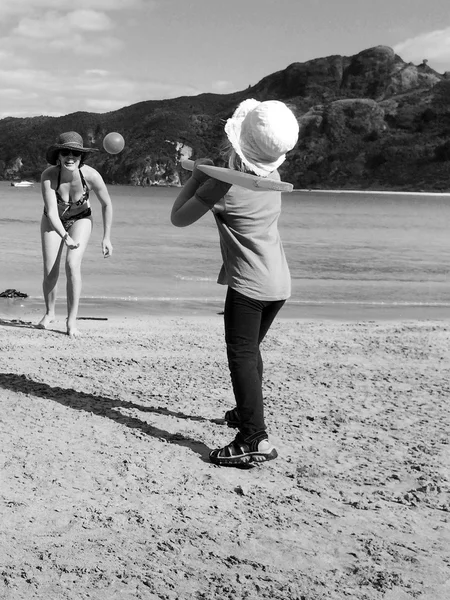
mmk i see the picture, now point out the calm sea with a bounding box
[1,181,449,320]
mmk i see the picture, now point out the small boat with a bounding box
[11,180,34,187]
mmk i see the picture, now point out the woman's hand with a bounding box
[102,238,113,257]
[63,234,80,249]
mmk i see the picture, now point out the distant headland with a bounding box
[1,45,449,192]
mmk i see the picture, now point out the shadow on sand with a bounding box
[0,318,36,329]
[0,372,214,462]
[0,318,69,335]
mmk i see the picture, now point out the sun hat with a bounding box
[46,131,99,165]
[224,99,299,176]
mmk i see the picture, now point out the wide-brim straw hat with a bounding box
[224,99,299,176]
[46,131,99,165]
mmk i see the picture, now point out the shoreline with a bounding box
[294,188,450,197]
[1,295,450,323]
[5,181,450,197]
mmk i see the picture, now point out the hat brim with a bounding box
[46,144,99,165]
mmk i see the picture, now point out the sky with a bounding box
[1,0,450,119]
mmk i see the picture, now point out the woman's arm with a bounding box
[89,167,113,257]
[41,170,79,249]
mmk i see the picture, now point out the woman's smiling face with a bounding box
[59,149,83,170]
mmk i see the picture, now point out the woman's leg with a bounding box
[65,218,92,336]
[37,216,65,328]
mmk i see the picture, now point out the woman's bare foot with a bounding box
[36,314,54,329]
[66,319,81,337]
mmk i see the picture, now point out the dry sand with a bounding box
[0,315,449,600]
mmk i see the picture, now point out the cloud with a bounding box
[67,10,114,32]
[0,50,28,68]
[49,35,123,57]
[211,80,235,93]
[0,32,123,59]
[0,66,202,118]
[2,10,122,57]
[85,69,110,77]
[13,10,114,39]
[394,28,450,71]
[0,0,150,19]
[0,1,186,118]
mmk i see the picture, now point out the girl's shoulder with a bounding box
[221,185,282,217]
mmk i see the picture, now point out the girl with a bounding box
[171,99,299,467]
[38,131,113,337]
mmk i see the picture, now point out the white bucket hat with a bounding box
[224,99,299,176]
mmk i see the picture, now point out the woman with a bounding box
[171,99,299,467]
[38,131,113,337]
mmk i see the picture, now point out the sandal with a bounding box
[224,407,240,428]
[209,433,277,467]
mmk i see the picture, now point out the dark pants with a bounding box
[224,287,285,438]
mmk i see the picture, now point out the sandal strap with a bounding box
[237,431,268,450]
[216,439,249,459]
[209,433,277,466]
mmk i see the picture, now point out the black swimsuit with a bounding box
[44,168,92,232]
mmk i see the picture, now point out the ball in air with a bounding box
[103,132,125,154]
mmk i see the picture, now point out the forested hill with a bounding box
[1,45,450,191]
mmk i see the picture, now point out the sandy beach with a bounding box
[0,314,449,600]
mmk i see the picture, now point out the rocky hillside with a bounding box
[1,45,450,191]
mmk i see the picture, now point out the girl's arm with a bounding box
[41,171,79,249]
[89,168,113,257]
[170,176,210,227]
[171,160,231,227]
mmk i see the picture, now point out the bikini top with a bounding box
[53,168,91,219]
[56,167,90,207]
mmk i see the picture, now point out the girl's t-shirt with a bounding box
[210,173,291,301]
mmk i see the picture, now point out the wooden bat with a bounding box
[181,160,293,192]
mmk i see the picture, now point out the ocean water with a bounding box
[0,181,449,320]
